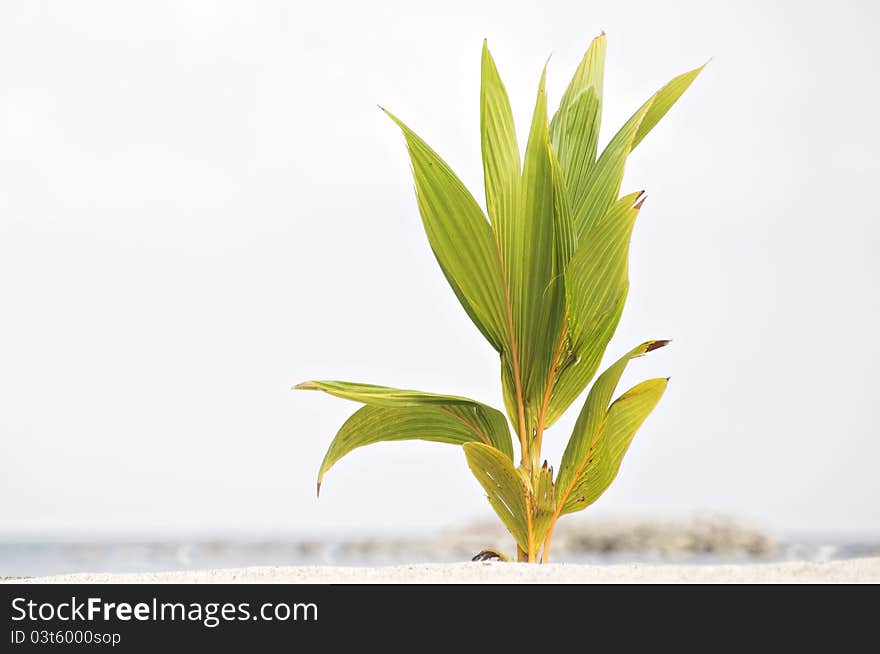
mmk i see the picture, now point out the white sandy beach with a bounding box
[7,558,879,584]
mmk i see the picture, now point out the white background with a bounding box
[1,1,878,539]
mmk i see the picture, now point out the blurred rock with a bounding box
[336,516,777,561]
[548,516,777,557]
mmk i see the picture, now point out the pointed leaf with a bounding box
[570,63,703,240]
[544,192,644,426]
[556,340,669,499]
[572,100,653,240]
[383,109,509,353]
[514,68,566,411]
[530,135,576,439]
[554,33,606,124]
[550,33,606,217]
[632,65,705,150]
[480,40,520,250]
[561,378,667,514]
[296,380,514,489]
[297,380,485,407]
[464,442,531,552]
[479,43,529,438]
[315,405,506,491]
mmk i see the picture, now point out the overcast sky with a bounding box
[1,1,878,540]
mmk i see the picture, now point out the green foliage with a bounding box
[555,341,668,512]
[295,381,514,493]
[464,443,532,554]
[296,34,702,562]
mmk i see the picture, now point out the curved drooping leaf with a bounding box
[544,192,644,427]
[315,405,501,491]
[550,33,606,219]
[560,378,667,514]
[555,340,669,503]
[382,109,509,354]
[296,381,514,490]
[464,442,531,552]
[296,380,483,407]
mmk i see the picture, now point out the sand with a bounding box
[5,557,879,583]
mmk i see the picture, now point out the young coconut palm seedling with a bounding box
[297,34,702,563]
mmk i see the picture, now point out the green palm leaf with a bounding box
[544,192,644,427]
[554,58,703,242]
[464,442,532,553]
[382,109,509,354]
[555,340,668,508]
[560,377,667,514]
[550,33,606,219]
[296,380,485,407]
[296,381,514,491]
[632,65,705,151]
[571,100,653,240]
[479,41,527,443]
[480,40,520,255]
[548,133,576,284]
[538,62,702,429]
[514,68,567,421]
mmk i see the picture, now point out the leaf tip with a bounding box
[317,469,328,497]
[646,339,671,352]
[380,106,407,131]
[294,381,314,391]
[634,191,647,209]
[538,61,549,91]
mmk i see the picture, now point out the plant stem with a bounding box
[488,230,530,475]
[520,320,568,563]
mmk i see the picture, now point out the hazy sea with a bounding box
[3,537,879,578]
